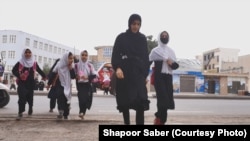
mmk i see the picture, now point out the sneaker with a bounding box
[49,109,53,113]
[79,113,84,119]
[16,113,23,121]
[64,116,68,120]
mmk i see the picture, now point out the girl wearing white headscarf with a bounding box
[52,52,76,119]
[149,31,179,125]
[12,47,46,120]
[74,50,97,119]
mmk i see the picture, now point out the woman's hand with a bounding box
[116,68,124,79]
[167,59,173,65]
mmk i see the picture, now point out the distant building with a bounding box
[0,30,80,84]
[94,45,112,70]
[202,47,250,95]
[203,47,240,73]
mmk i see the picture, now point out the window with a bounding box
[49,45,53,52]
[2,35,7,43]
[44,44,48,51]
[8,51,15,59]
[33,40,38,48]
[38,56,42,63]
[25,38,30,46]
[9,35,16,43]
[58,48,61,54]
[103,47,112,57]
[1,51,6,59]
[34,55,37,61]
[54,46,57,53]
[39,42,43,50]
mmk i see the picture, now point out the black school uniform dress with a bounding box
[12,61,46,115]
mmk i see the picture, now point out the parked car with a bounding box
[0,83,10,108]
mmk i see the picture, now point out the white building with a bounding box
[0,30,80,84]
[203,47,240,73]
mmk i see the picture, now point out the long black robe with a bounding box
[153,61,177,110]
[111,29,150,112]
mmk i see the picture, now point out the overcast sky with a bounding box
[1,0,250,59]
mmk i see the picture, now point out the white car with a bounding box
[0,83,10,108]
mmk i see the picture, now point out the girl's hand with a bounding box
[80,75,88,80]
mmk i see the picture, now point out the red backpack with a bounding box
[16,62,37,84]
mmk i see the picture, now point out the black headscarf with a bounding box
[128,14,141,29]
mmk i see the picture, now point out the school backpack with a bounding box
[16,62,37,84]
[75,63,97,83]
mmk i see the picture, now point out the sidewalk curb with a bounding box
[8,90,250,100]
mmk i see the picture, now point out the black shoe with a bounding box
[28,108,33,115]
[16,113,23,121]
[64,116,68,120]
[57,114,63,119]
[57,110,63,119]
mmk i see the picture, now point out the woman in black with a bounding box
[111,13,150,125]
[149,31,179,125]
[12,47,46,120]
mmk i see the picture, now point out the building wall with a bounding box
[203,47,240,73]
[219,76,227,95]
[0,30,80,71]
[0,30,80,85]
[94,46,112,70]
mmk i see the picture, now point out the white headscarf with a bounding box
[149,31,177,74]
[76,51,97,83]
[53,52,73,103]
[77,51,91,76]
[19,47,35,68]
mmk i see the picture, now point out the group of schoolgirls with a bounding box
[12,47,97,120]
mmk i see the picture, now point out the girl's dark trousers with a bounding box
[17,85,34,114]
[57,85,70,117]
[77,82,91,114]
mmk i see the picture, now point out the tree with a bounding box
[43,63,50,76]
[147,35,158,54]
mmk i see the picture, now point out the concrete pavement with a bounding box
[2,90,250,125]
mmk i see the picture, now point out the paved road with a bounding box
[1,90,250,124]
[1,91,250,141]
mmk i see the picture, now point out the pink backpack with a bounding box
[16,62,37,84]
